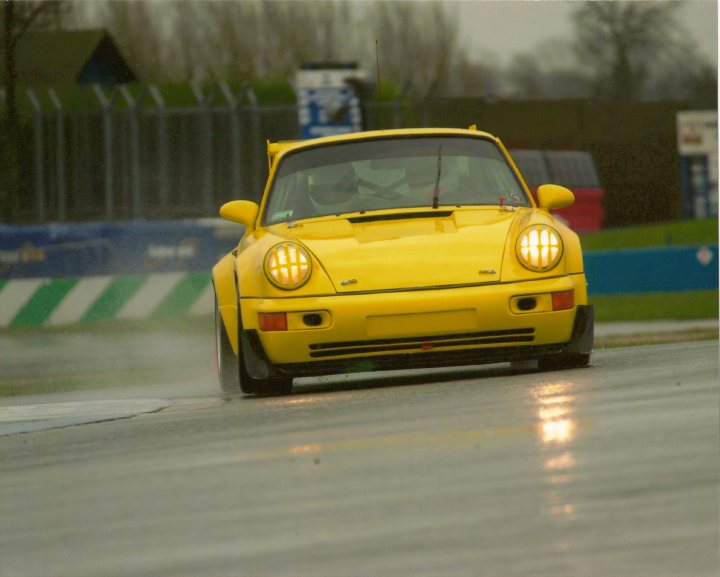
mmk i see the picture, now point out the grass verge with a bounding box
[591,290,718,322]
[579,218,718,251]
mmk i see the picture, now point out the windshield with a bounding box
[262,136,530,224]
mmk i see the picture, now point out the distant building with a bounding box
[1,29,136,86]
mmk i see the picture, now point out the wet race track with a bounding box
[0,330,718,577]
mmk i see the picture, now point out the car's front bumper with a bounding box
[238,274,592,378]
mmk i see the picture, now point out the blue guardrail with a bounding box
[0,220,240,279]
[584,245,718,295]
[1,221,717,295]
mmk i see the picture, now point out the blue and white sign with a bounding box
[296,65,366,139]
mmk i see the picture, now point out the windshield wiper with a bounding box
[432,145,442,209]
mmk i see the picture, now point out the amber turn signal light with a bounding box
[551,290,575,311]
[258,312,288,332]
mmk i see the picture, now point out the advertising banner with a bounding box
[296,63,366,139]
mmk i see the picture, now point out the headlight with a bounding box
[264,242,312,289]
[516,225,563,272]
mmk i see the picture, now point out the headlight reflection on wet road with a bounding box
[532,379,580,521]
[533,380,577,446]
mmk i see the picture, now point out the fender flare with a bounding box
[212,252,273,379]
[212,253,239,354]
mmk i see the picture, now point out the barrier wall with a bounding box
[0,245,716,329]
[0,220,240,279]
[0,272,213,328]
[584,245,718,295]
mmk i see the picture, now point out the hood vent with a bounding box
[348,211,453,224]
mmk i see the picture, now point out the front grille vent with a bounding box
[309,328,535,359]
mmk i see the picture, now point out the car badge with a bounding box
[340,278,358,286]
[478,269,497,275]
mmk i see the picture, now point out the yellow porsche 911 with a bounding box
[213,127,593,395]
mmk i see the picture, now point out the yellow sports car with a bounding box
[213,127,593,395]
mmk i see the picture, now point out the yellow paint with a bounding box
[219,200,259,228]
[243,274,586,364]
[366,309,477,338]
[537,184,575,211]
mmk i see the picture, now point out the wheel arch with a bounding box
[212,253,240,355]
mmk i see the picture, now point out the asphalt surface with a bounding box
[0,319,716,434]
[0,325,717,577]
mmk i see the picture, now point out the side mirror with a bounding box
[537,184,575,210]
[220,200,259,226]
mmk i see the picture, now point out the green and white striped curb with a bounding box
[0,272,214,328]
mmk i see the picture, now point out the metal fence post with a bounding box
[93,84,118,220]
[26,88,46,222]
[220,80,243,200]
[192,81,216,214]
[243,86,261,199]
[121,86,147,218]
[149,85,169,214]
[48,89,66,222]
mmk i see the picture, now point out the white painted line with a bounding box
[46,276,113,326]
[117,272,185,319]
[189,282,214,316]
[0,279,47,327]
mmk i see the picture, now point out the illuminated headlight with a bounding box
[264,242,312,289]
[516,226,563,272]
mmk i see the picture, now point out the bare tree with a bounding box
[644,34,717,105]
[447,54,503,98]
[371,1,463,97]
[572,1,683,102]
[246,1,360,79]
[73,1,361,83]
[506,40,589,100]
[200,2,260,80]
[64,0,471,99]
[1,0,65,219]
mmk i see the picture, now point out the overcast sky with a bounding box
[452,0,718,65]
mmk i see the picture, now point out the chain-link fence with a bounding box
[14,83,430,223]
[5,86,687,226]
[22,85,293,222]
